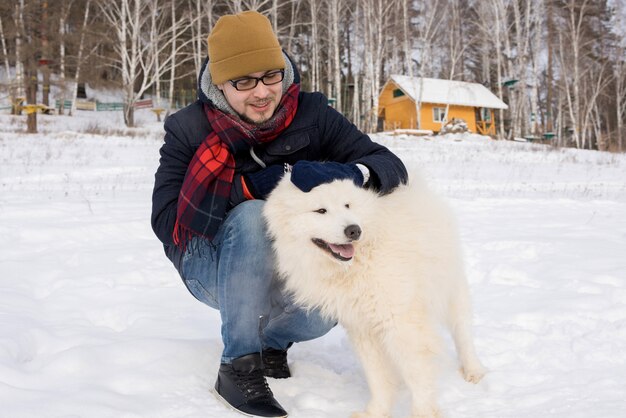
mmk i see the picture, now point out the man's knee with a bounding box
[307,314,337,338]
[219,200,274,278]
[223,200,267,241]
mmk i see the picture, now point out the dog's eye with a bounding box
[314,208,327,214]
[345,203,350,209]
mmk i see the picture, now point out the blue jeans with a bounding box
[180,200,336,363]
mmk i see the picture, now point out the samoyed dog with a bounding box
[263,177,486,418]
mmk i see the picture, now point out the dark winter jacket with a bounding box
[151,58,408,269]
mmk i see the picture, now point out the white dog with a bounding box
[263,177,486,418]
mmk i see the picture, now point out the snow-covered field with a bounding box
[1,110,625,418]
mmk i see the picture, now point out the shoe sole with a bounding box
[264,373,291,379]
[211,388,288,418]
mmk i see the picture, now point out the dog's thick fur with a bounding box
[264,178,486,418]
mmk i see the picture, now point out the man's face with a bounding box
[219,70,284,124]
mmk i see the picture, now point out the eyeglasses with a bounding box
[229,70,285,91]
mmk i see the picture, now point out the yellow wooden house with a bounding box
[378,75,508,135]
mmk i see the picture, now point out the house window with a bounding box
[392,88,405,98]
[480,107,492,122]
[433,107,447,123]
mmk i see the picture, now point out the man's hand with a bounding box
[243,165,286,199]
[290,161,365,193]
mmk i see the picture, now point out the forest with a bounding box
[1,0,624,151]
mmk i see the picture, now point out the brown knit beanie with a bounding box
[208,11,285,85]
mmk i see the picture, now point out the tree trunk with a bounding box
[14,1,26,108]
[617,91,624,152]
[190,0,203,82]
[58,1,66,115]
[124,102,135,128]
[329,0,342,111]
[528,0,543,135]
[0,16,11,89]
[349,1,361,126]
[309,0,320,92]
[271,0,278,32]
[167,0,177,111]
[571,1,583,148]
[362,0,392,132]
[41,0,50,106]
[71,0,91,117]
[616,60,625,152]
[492,0,505,138]
[546,0,554,132]
[285,0,301,54]
[150,0,161,109]
[403,0,421,129]
[26,61,37,133]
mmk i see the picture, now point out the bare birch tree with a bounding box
[69,0,92,116]
[0,13,12,91]
[98,0,193,127]
[615,51,626,152]
[613,4,626,152]
[441,0,470,127]
[558,0,583,147]
[56,0,74,115]
[411,0,445,130]
[489,0,508,138]
[154,0,195,115]
[401,0,419,128]
[188,0,214,83]
[360,0,394,131]
[283,0,304,54]
[326,0,344,110]
[309,0,321,92]
[98,0,146,126]
[349,0,362,125]
[14,1,26,104]
[166,0,177,113]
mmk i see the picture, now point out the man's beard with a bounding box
[241,113,271,125]
[241,99,276,125]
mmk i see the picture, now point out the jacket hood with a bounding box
[197,51,300,114]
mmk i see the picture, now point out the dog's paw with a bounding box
[351,413,383,418]
[351,412,391,418]
[409,408,444,418]
[410,402,444,418]
[461,364,487,384]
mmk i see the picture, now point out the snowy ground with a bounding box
[1,111,626,418]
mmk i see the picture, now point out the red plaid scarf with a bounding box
[173,83,300,248]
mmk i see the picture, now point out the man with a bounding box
[151,10,407,418]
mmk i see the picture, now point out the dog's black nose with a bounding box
[344,224,361,241]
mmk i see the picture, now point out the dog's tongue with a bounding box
[328,243,355,259]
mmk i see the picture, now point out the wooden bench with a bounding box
[55,99,73,110]
[151,107,166,121]
[134,99,153,109]
[22,104,56,115]
[75,100,97,111]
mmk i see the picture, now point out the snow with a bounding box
[1,111,626,418]
[389,75,509,110]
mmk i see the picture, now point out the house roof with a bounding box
[387,75,509,110]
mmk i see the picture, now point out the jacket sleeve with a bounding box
[316,94,408,194]
[151,113,196,246]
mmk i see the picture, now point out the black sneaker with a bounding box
[262,348,291,379]
[214,353,288,418]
